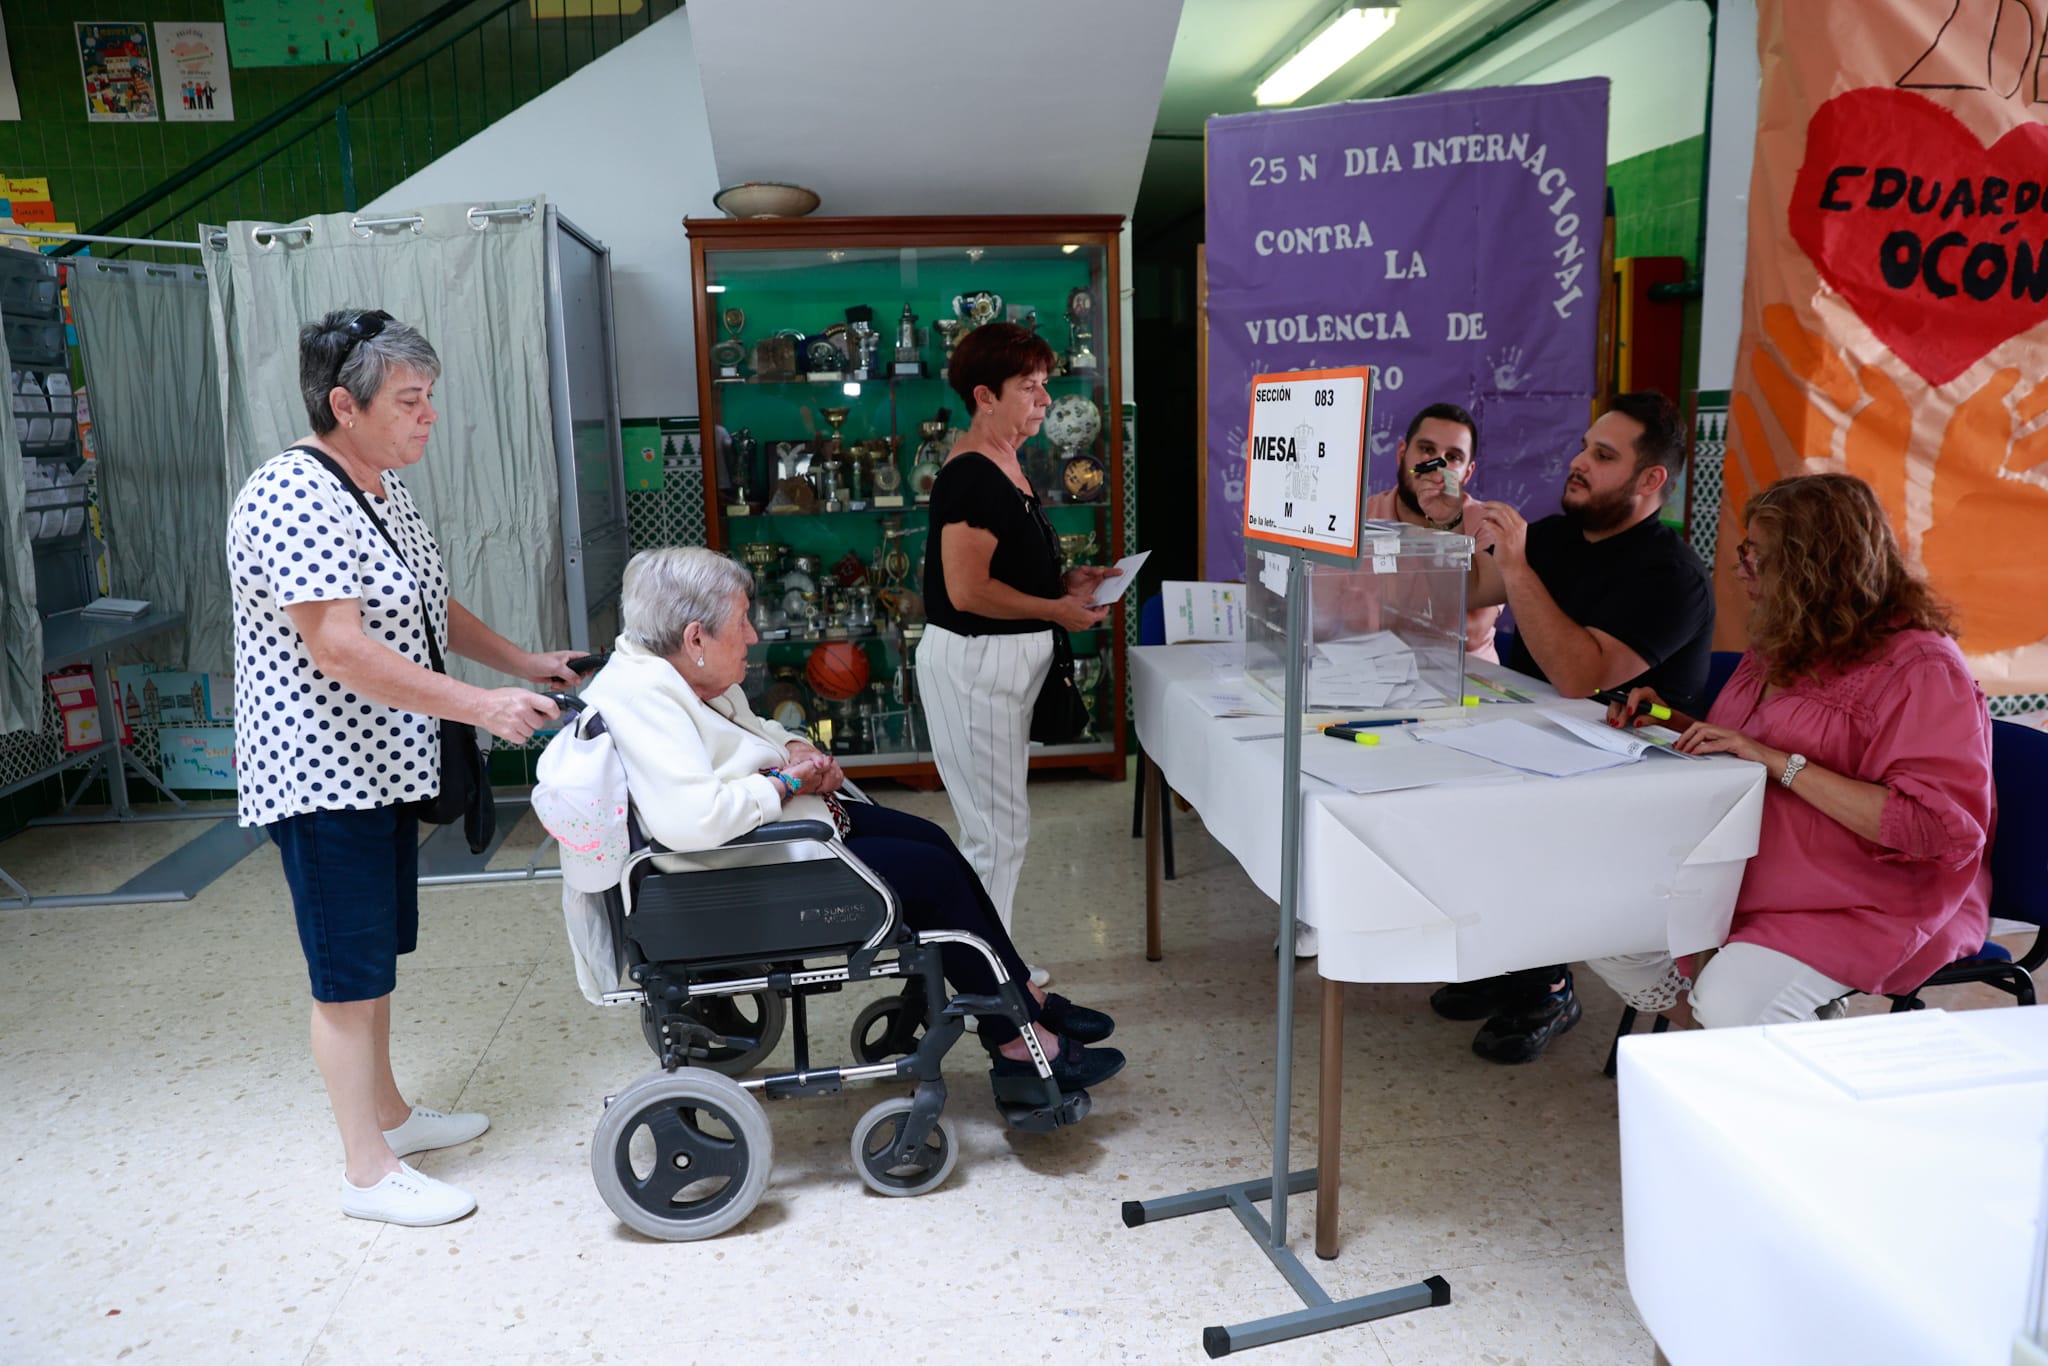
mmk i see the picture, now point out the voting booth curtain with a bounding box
[71,259,228,673]
[0,325,41,734]
[205,197,566,686]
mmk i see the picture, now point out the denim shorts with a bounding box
[268,803,421,1003]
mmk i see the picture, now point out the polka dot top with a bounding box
[227,449,449,827]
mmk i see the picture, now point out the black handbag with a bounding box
[297,447,496,853]
[1031,625,1092,745]
[1022,493,1093,745]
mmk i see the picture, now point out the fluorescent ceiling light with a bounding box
[1254,5,1399,106]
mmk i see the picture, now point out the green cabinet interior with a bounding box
[687,216,1128,782]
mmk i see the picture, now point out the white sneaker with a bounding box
[340,1162,476,1227]
[1273,923,1319,958]
[1028,965,1052,990]
[383,1105,490,1158]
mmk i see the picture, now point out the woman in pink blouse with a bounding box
[1587,472,1995,1028]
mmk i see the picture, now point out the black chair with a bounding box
[1129,593,1176,879]
[565,705,1085,1243]
[1883,718,2048,1011]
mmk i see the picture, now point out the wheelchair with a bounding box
[576,723,1090,1242]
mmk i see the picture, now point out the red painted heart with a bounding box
[1788,87,2048,387]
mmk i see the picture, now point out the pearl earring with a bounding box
[347,420,355,429]
[696,656,706,668]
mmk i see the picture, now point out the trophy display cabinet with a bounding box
[683,214,1128,782]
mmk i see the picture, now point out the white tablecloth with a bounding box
[1619,1009,2048,1365]
[1132,645,1767,982]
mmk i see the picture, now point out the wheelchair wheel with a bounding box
[849,1096,958,1198]
[591,1068,773,1241]
[848,991,927,1065]
[642,988,787,1077]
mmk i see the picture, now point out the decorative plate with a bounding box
[1043,393,1101,452]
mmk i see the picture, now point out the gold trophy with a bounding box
[934,318,964,375]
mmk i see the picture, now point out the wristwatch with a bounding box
[1779,753,1808,788]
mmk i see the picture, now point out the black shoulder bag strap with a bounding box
[290,445,446,675]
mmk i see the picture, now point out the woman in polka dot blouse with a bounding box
[226,309,588,1227]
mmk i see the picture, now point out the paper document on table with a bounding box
[1550,714,1705,761]
[1762,1010,2048,1099]
[1296,728,1518,794]
[1192,643,1243,671]
[1415,718,1639,778]
[1163,580,1246,643]
[1316,632,1409,663]
[1091,551,1152,606]
[1191,681,1280,718]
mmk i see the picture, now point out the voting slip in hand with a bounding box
[1089,550,1152,606]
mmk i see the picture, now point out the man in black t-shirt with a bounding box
[1435,391,1714,1064]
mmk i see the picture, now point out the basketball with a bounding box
[805,642,870,700]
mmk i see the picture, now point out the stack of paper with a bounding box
[1309,634,1424,709]
[1415,717,1639,778]
[1549,713,1701,761]
[80,597,150,619]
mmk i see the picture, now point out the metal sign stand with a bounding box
[1122,367,1447,1356]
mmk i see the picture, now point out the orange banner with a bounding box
[1724,0,2048,693]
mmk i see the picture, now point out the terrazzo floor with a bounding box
[0,772,2019,1364]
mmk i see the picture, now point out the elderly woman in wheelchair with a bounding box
[548,547,1123,1239]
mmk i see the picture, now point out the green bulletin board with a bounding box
[225,0,378,67]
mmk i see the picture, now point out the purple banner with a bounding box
[1203,80,1608,580]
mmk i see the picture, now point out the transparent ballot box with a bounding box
[1245,522,1475,717]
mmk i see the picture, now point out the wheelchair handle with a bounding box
[725,820,834,847]
[546,691,586,714]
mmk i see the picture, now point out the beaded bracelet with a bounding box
[762,767,802,794]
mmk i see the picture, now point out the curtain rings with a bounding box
[349,214,426,240]
[466,203,537,233]
[249,223,313,252]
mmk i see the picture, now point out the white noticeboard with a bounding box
[1240,365,1371,564]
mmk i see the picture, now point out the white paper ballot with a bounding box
[1551,713,1703,761]
[1296,728,1517,794]
[1162,581,1247,643]
[1762,1010,2048,1099]
[1415,718,1639,778]
[1090,550,1152,606]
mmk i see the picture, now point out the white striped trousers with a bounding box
[914,623,1053,935]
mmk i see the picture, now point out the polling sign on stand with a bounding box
[1122,365,1449,1357]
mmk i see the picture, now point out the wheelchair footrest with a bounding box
[941,993,1021,1021]
[997,1088,1091,1133]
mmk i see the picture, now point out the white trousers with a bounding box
[1585,942,1852,1029]
[914,624,1053,936]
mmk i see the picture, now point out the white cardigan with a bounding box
[576,637,831,852]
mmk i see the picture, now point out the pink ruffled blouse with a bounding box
[1707,629,1995,995]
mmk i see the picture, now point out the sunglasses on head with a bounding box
[336,309,393,368]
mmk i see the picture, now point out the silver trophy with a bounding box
[1065,287,1098,374]
[892,303,926,378]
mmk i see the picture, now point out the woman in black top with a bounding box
[915,323,1111,986]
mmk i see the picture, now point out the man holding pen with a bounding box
[1430,391,1714,1064]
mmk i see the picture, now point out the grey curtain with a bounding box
[0,324,42,733]
[206,197,566,686]
[71,259,228,672]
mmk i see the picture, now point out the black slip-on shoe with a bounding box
[1038,993,1115,1044]
[989,1035,1126,1099]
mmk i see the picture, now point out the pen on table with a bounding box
[1320,725,1380,746]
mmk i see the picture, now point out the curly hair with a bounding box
[1743,473,1956,684]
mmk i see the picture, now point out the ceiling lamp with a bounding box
[1253,5,1400,107]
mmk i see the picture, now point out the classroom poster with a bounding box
[1202,82,1607,581]
[225,0,379,68]
[158,726,237,790]
[76,22,158,122]
[157,23,235,123]
[1724,0,2048,692]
